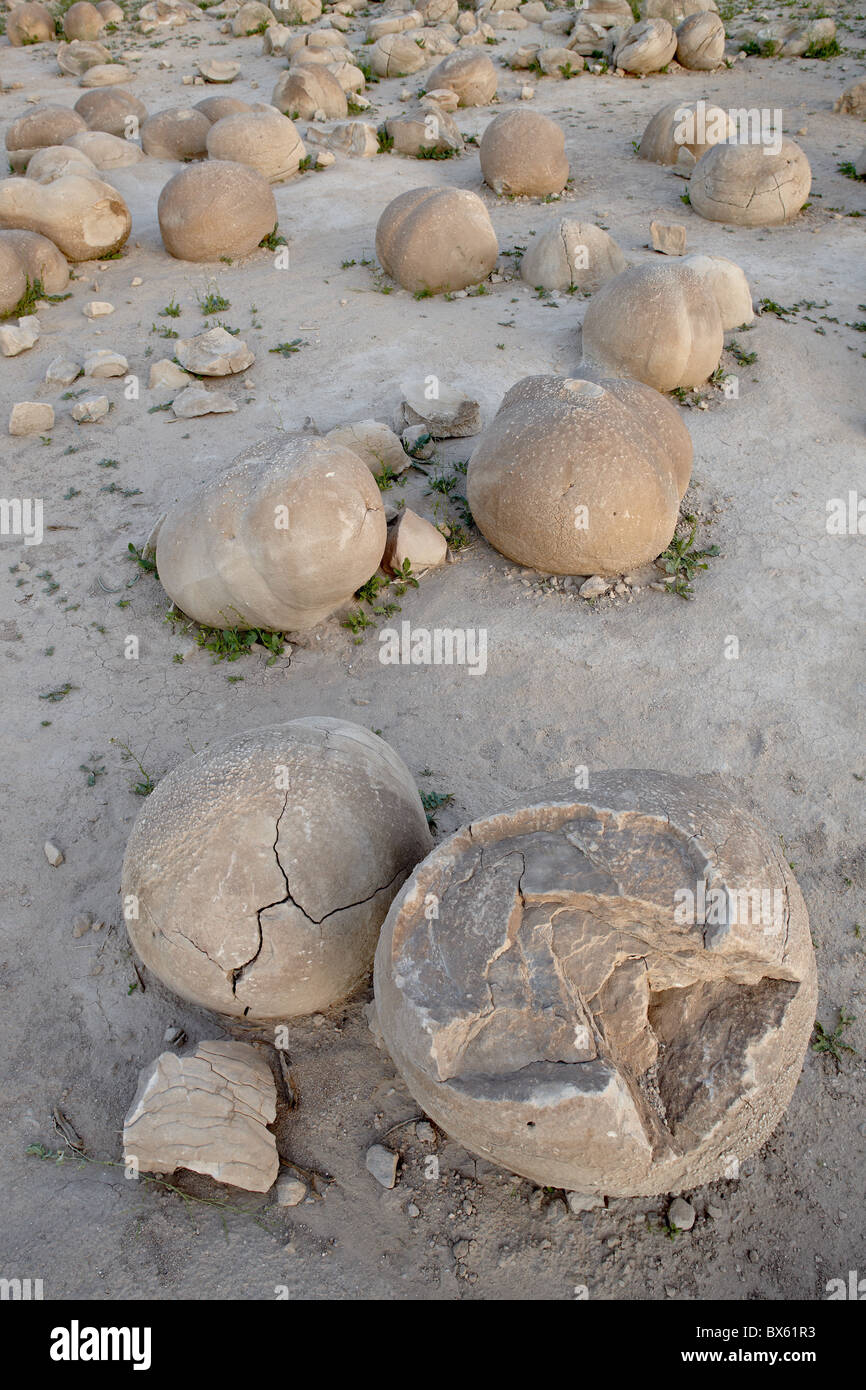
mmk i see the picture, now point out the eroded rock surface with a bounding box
[374,771,816,1195]
[123,1040,278,1191]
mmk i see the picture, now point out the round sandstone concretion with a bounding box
[676,11,725,69]
[155,432,387,630]
[66,130,143,170]
[25,145,98,183]
[74,88,149,138]
[272,67,347,120]
[157,160,277,261]
[690,139,812,227]
[0,174,131,261]
[376,186,498,294]
[638,99,733,166]
[614,17,676,73]
[196,96,253,123]
[519,220,626,291]
[63,1,105,40]
[466,373,691,575]
[141,107,212,161]
[581,262,723,392]
[0,229,71,301]
[374,770,817,1196]
[426,51,497,106]
[7,2,55,46]
[6,106,89,172]
[206,107,306,183]
[479,110,568,197]
[122,718,433,1022]
[680,252,753,329]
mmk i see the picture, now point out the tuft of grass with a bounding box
[1,276,72,321]
[159,297,181,318]
[657,517,721,599]
[728,339,758,366]
[377,127,394,154]
[420,789,454,832]
[197,289,230,315]
[269,338,308,357]
[804,36,842,59]
[812,1009,856,1069]
[111,739,161,796]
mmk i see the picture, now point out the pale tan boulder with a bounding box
[271,67,348,120]
[141,107,212,161]
[384,105,464,158]
[374,769,816,1196]
[271,0,322,21]
[376,186,498,294]
[369,34,430,78]
[480,110,568,197]
[79,64,132,87]
[174,325,255,375]
[122,718,432,1020]
[325,419,409,476]
[321,121,379,158]
[63,2,106,40]
[0,175,130,261]
[643,0,717,22]
[416,0,458,22]
[675,10,724,69]
[24,145,99,184]
[366,10,422,40]
[196,96,253,123]
[614,18,676,73]
[680,253,753,330]
[6,3,55,46]
[384,508,447,572]
[426,50,497,105]
[74,89,149,138]
[232,0,275,34]
[149,358,192,389]
[156,433,387,630]
[206,107,305,183]
[56,39,112,76]
[834,80,866,118]
[158,160,277,261]
[639,99,733,166]
[10,401,55,435]
[65,131,143,169]
[123,1041,279,1192]
[466,373,691,574]
[519,220,626,292]
[0,229,70,307]
[581,263,723,392]
[690,140,812,227]
[6,107,89,173]
[327,60,367,95]
[96,1,124,20]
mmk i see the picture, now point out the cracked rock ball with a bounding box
[374,770,817,1196]
[689,138,812,228]
[466,372,692,576]
[122,718,433,1022]
[376,186,498,296]
[154,432,387,632]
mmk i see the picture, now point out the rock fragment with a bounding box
[366,1144,399,1189]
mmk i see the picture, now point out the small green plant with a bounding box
[151,322,179,339]
[728,340,758,366]
[259,226,287,250]
[420,789,454,832]
[838,161,866,182]
[812,1009,856,1069]
[269,338,308,357]
[111,740,161,796]
[39,683,76,703]
[373,463,400,491]
[679,190,691,205]
[193,625,286,664]
[390,557,419,597]
[657,517,720,599]
[416,145,457,160]
[759,297,797,320]
[80,759,106,788]
[127,543,157,574]
[377,126,394,154]
[804,36,841,58]
[159,297,182,318]
[197,288,230,315]
[1,276,71,321]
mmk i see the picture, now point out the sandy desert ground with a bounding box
[0,0,864,1303]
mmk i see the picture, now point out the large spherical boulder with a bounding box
[614,18,676,73]
[519,220,626,292]
[56,38,111,76]
[206,107,305,183]
[426,51,497,106]
[480,110,568,197]
[66,130,143,170]
[376,186,498,295]
[374,770,816,1196]
[74,88,149,138]
[369,34,430,78]
[122,719,433,1023]
[196,95,253,123]
[680,253,753,330]
[157,160,277,261]
[466,373,691,575]
[0,229,70,315]
[644,0,717,22]
[0,175,130,261]
[156,433,387,630]
[676,11,725,69]
[638,99,733,166]
[141,107,212,161]
[63,1,105,40]
[690,139,812,227]
[581,263,723,393]
[271,66,348,120]
[7,2,55,45]
[6,106,89,173]
[24,145,99,184]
